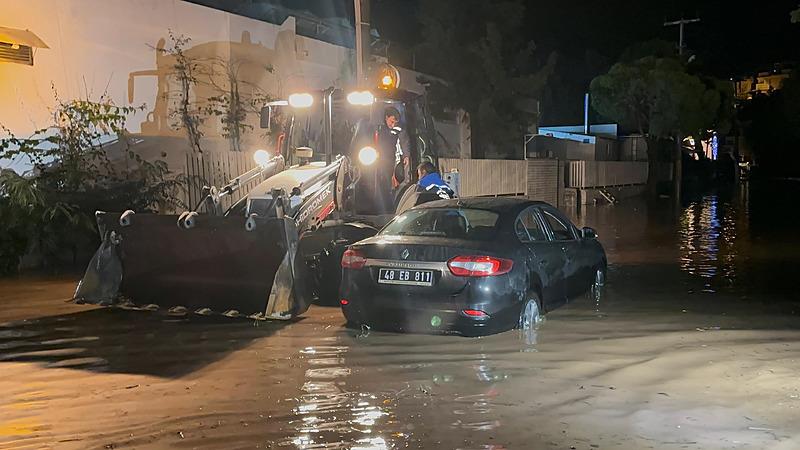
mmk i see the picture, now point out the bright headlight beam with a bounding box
[347,90,375,106]
[358,146,378,166]
[288,93,314,108]
[253,149,271,168]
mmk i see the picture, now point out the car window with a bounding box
[542,209,575,241]
[515,219,530,241]
[381,208,499,240]
[515,208,546,242]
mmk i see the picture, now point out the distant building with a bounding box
[733,64,794,100]
[527,123,648,162]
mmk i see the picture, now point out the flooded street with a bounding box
[2,182,800,450]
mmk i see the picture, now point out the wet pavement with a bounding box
[2,181,800,449]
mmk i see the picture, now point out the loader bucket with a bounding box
[74,211,311,319]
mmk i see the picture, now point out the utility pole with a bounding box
[354,0,371,87]
[663,16,699,205]
[663,17,700,55]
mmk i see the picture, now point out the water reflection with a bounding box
[283,339,395,449]
[678,193,747,293]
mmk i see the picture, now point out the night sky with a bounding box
[370,0,800,77]
[192,0,799,76]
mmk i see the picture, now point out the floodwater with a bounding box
[2,181,800,450]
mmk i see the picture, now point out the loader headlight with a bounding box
[358,146,378,166]
[347,90,374,106]
[254,149,272,168]
[288,93,314,108]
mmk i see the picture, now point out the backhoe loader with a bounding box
[74,72,442,319]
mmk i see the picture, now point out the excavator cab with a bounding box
[74,66,443,318]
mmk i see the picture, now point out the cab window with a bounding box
[541,209,575,241]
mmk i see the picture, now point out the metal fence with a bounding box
[182,151,259,211]
[566,161,648,188]
[439,158,527,197]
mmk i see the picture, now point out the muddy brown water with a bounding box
[1,182,799,449]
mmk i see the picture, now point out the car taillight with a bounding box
[340,299,349,306]
[462,309,489,318]
[447,255,513,277]
[341,249,367,269]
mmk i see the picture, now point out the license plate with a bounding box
[377,268,434,286]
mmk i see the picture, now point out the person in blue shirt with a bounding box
[416,162,456,200]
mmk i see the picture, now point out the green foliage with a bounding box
[792,4,800,23]
[414,0,555,158]
[590,57,722,140]
[0,94,185,273]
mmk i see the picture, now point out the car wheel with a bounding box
[518,295,542,331]
[590,267,605,298]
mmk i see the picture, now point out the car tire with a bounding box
[589,266,606,301]
[518,294,542,331]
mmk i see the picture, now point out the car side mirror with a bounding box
[259,105,272,129]
[582,227,597,240]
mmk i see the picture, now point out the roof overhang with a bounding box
[0,26,49,49]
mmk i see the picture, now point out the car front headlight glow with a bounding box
[358,146,378,166]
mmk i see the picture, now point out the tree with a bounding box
[414,0,555,158]
[590,55,727,195]
[791,4,800,23]
[0,93,185,273]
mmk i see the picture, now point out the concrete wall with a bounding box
[1,0,470,171]
[526,159,564,207]
[619,135,649,161]
[528,134,620,161]
[528,135,595,160]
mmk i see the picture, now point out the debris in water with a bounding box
[125,384,139,389]
[747,426,774,431]
[178,431,185,439]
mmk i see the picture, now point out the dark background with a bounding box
[188,0,799,124]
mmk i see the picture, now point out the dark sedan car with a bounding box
[338,197,607,336]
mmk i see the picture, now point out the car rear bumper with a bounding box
[340,293,521,337]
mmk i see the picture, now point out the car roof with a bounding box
[414,196,550,216]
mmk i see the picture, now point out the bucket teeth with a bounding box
[168,306,188,315]
[222,309,241,318]
[194,308,213,316]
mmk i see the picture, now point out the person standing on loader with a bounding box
[375,107,410,192]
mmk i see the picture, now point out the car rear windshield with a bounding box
[380,208,500,240]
